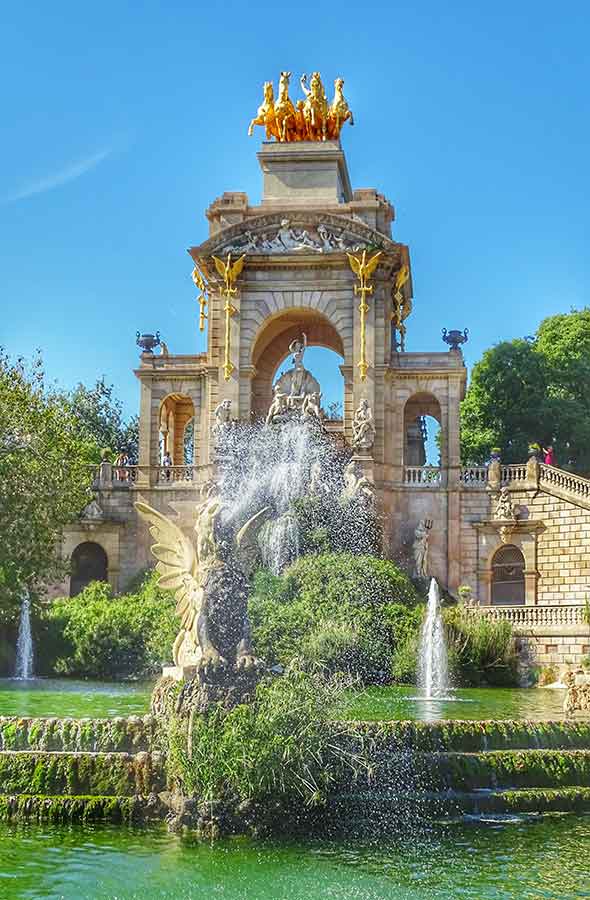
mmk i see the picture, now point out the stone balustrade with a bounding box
[540,463,590,502]
[501,463,528,483]
[95,463,209,488]
[404,466,442,486]
[478,604,586,628]
[459,467,488,487]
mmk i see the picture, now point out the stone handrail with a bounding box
[112,465,139,484]
[156,465,196,484]
[95,462,211,488]
[404,466,442,486]
[459,467,488,487]
[539,463,590,503]
[478,604,587,628]
[501,463,528,483]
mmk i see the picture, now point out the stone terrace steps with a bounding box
[0,716,158,754]
[0,716,165,823]
[331,719,590,821]
[0,793,159,824]
[0,750,166,797]
[336,719,590,753]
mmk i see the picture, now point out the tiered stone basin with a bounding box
[1,679,589,829]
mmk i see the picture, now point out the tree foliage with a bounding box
[38,572,176,678]
[249,553,419,683]
[461,309,590,471]
[66,379,139,463]
[0,351,95,620]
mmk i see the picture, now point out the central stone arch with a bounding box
[249,307,347,419]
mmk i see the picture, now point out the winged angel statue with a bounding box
[136,490,270,676]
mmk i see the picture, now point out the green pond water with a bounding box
[0,816,589,899]
[0,679,152,718]
[339,684,573,721]
[0,679,574,721]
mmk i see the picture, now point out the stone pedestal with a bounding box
[257,141,353,206]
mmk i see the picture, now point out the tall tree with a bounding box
[0,351,95,620]
[461,310,590,472]
[67,379,139,463]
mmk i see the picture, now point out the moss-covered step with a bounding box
[0,751,165,797]
[335,720,590,754]
[325,785,590,824]
[419,749,590,791]
[0,793,163,823]
[0,716,160,753]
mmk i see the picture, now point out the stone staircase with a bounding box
[328,719,590,828]
[0,715,165,823]
[3,714,590,827]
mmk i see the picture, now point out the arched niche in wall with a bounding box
[70,542,108,597]
[491,544,526,606]
[250,308,345,420]
[159,394,195,466]
[403,392,442,467]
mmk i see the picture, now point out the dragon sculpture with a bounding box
[136,487,270,676]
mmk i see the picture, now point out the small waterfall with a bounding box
[417,578,449,698]
[15,592,34,680]
[260,513,300,575]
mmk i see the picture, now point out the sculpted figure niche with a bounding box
[352,399,375,451]
[267,332,323,424]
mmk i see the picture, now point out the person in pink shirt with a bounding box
[543,445,556,466]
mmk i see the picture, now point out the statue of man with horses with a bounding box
[248,71,353,143]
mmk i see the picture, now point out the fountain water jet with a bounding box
[15,592,34,680]
[417,578,449,699]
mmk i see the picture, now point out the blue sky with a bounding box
[2,1,589,427]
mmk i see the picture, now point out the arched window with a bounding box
[70,542,108,596]
[491,545,525,605]
[159,394,195,465]
[403,394,442,467]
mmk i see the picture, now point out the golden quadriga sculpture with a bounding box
[248,72,353,142]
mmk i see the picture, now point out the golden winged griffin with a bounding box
[136,487,270,675]
[248,72,353,143]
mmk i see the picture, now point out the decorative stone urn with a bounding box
[136,331,162,354]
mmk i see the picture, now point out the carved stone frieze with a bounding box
[190,211,401,269]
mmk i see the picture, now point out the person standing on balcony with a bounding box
[543,445,556,466]
[115,451,129,482]
[162,451,172,481]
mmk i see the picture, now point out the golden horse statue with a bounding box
[274,71,298,142]
[248,81,277,140]
[328,77,354,138]
[248,73,353,142]
[300,72,329,142]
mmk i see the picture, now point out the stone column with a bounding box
[137,379,154,486]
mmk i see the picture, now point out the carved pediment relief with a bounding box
[189,212,401,266]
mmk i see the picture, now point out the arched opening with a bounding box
[250,308,346,420]
[159,394,195,466]
[403,393,442,467]
[70,542,108,596]
[271,346,344,422]
[491,545,525,605]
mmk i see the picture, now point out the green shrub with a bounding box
[40,572,176,679]
[249,553,419,683]
[443,606,518,686]
[168,668,368,819]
